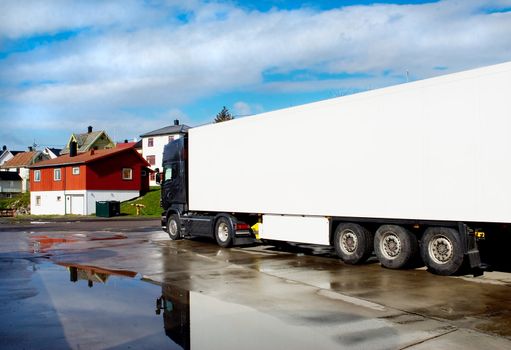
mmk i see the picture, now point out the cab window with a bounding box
[164,164,178,182]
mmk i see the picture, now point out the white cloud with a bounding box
[1,0,511,149]
[0,0,167,38]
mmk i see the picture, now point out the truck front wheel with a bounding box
[215,217,234,248]
[420,227,464,275]
[333,223,373,264]
[374,225,418,269]
[166,214,182,240]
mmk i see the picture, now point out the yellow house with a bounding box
[61,126,115,155]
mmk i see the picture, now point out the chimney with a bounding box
[90,149,95,155]
[28,146,33,152]
[2,145,6,151]
[70,141,78,157]
[88,126,93,133]
[124,139,128,143]
[174,119,179,126]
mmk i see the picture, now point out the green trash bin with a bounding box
[96,201,120,217]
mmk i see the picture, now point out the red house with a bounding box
[30,145,151,215]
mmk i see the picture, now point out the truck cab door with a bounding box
[162,161,187,210]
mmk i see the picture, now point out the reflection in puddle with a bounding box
[60,263,138,287]
[156,286,191,349]
[30,233,127,253]
[1,261,396,350]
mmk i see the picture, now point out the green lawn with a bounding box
[120,187,162,217]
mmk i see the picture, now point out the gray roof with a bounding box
[0,171,22,181]
[140,124,190,138]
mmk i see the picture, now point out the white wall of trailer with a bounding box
[31,190,139,215]
[189,61,511,224]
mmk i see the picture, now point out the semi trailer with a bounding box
[159,61,511,276]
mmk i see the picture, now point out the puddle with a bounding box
[0,259,400,350]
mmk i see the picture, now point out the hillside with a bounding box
[121,187,161,217]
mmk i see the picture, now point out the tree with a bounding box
[214,106,234,123]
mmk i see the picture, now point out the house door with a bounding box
[66,195,85,215]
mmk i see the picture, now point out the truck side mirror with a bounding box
[155,168,161,184]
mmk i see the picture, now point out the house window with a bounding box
[35,196,41,206]
[122,168,133,180]
[72,167,80,175]
[54,168,61,181]
[34,170,41,182]
[148,138,154,147]
[146,155,155,165]
[168,135,174,142]
[150,173,155,181]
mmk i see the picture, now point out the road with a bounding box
[0,218,510,349]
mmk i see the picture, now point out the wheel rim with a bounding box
[217,222,229,242]
[428,235,453,264]
[340,229,358,255]
[169,219,178,236]
[380,232,401,260]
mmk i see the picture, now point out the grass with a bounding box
[0,192,30,210]
[120,187,162,217]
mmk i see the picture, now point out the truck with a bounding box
[159,61,511,276]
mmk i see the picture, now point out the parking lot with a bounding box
[0,218,510,349]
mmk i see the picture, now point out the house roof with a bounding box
[0,172,22,181]
[30,146,151,169]
[139,124,190,138]
[45,147,62,156]
[61,130,114,154]
[115,142,137,149]
[1,151,43,168]
[0,150,22,159]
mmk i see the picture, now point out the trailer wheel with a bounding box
[420,227,464,275]
[215,217,233,248]
[166,214,182,240]
[333,223,373,264]
[374,225,418,269]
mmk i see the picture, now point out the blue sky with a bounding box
[1,0,511,150]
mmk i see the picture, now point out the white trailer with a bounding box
[160,61,511,275]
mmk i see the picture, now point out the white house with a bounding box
[139,120,190,186]
[0,172,22,197]
[0,146,22,167]
[1,149,49,193]
[42,147,62,159]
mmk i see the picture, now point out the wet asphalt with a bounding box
[0,218,510,349]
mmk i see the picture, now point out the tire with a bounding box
[420,227,464,275]
[166,214,182,240]
[333,223,373,264]
[215,217,234,248]
[374,225,418,269]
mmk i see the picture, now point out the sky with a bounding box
[1,0,510,151]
